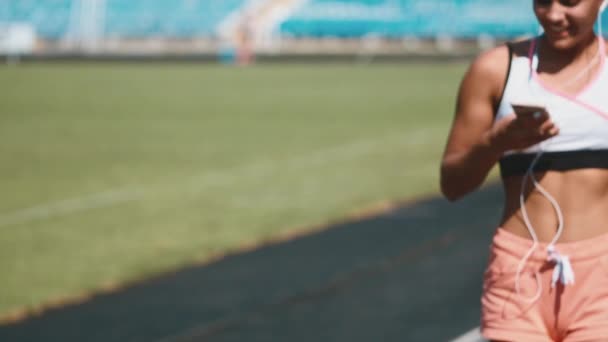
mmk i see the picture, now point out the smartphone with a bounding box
[511,101,548,119]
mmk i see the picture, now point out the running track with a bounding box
[0,183,502,341]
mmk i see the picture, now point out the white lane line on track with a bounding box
[0,129,436,228]
[450,327,486,342]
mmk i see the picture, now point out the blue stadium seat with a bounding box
[0,0,246,39]
[280,0,608,39]
[2,0,608,41]
[104,0,245,38]
[0,0,72,39]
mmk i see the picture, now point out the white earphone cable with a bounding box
[510,2,607,299]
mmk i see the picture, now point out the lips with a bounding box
[547,27,570,38]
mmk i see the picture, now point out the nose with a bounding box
[545,3,567,24]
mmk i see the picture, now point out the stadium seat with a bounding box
[0,0,247,39]
[279,0,606,39]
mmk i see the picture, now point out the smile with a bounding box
[548,28,569,37]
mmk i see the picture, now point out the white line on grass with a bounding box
[218,133,436,209]
[0,188,143,228]
[183,128,435,197]
[0,129,437,228]
[450,327,486,342]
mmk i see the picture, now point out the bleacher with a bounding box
[280,0,540,39]
[4,0,608,55]
[104,0,245,38]
[4,0,608,42]
[0,0,72,39]
[0,0,247,40]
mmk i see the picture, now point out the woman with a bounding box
[441,0,608,341]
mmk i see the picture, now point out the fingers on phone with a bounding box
[539,120,559,137]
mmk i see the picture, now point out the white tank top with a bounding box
[495,37,608,177]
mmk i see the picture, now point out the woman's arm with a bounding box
[440,47,508,201]
[440,45,558,201]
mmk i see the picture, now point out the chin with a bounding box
[544,35,581,50]
[551,39,577,50]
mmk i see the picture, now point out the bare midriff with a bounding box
[501,168,608,242]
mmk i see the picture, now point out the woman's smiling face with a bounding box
[534,0,604,49]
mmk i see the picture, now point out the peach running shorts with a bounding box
[481,228,608,342]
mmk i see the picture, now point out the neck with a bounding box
[538,34,600,67]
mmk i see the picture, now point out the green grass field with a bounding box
[0,62,470,319]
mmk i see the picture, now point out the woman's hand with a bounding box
[488,111,560,153]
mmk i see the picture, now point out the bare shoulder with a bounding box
[460,39,531,101]
[465,44,510,87]
[456,44,511,109]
